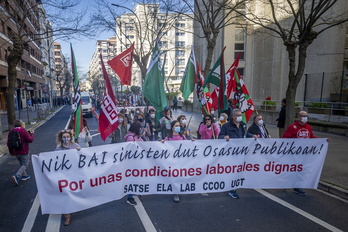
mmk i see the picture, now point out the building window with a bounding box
[235,28,245,42]
[175,59,185,66]
[176,32,185,36]
[158,41,168,48]
[175,50,185,57]
[175,41,185,48]
[234,52,244,60]
[176,23,185,27]
[235,43,244,50]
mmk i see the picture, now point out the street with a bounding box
[0,105,347,232]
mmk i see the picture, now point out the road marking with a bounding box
[134,196,157,232]
[256,189,343,232]
[45,214,61,232]
[21,194,40,232]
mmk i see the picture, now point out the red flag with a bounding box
[99,54,119,141]
[230,68,255,123]
[225,54,240,98]
[108,43,134,85]
[195,61,212,115]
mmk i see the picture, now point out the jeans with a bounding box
[15,154,30,178]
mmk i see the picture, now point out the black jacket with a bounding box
[218,121,253,139]
[247,123,270,138]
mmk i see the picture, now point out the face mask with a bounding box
[138,118,144,122]
[181,119,187,125]
[135,111,140,114]
[236,116,242,123]
[211,111,215,114]
[300,117,308,123]
[258,120,264,126]
[174,126,181,133]
[150,114,155,118]
[219,116,225,121]
[62,137,70,144]
[118,119,123,123]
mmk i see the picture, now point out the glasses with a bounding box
[205,118,211,121]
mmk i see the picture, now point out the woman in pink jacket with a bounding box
[198,114,219,139]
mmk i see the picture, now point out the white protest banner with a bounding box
[32,138,328,214]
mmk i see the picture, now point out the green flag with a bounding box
[203,47,227,112]
[180,47,196,100]
[143,42,167,112]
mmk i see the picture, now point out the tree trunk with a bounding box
[285,42,309,129]
[6,35,24,129]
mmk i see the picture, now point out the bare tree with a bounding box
[90,0,182,83]
[2,0,90,127]
[171,0,248,77]
[233,0,348,128]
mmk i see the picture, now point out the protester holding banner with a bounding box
[199,114,220,139]
[109,113,128,144]
[124,122,144,206]
[247,114,271,138]
[55,129,81,226]
[218,108,255,199]
[161,120,186,202]
[177,114,192,140]
[136,112,151,141]
[282,110,320,196]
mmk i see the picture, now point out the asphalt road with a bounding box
[0,105,347,232]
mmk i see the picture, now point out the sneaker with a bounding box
[11,175,19,186]
[127,197,137,206]
[293,188,307,196]
[173,194,180,202]
[22,175,31,181]
[229,190,239,199]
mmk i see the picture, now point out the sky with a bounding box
[53,0,134,78]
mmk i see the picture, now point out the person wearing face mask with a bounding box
[146,109,159,141]
[159,109,173,139]
[218,113,228,129]
[177,114,192,140]
[109,113,128,143]
[55,129,81,226]
[247,114,271,138]
[199,114,220,139]
[218,108,254,199]
[282,111,318,196]
[161,120,186,202]
[136,112,151,141]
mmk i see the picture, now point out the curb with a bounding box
[318,181,348,201]
[0,106,65,158]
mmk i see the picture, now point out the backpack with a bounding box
[8,130,22,151]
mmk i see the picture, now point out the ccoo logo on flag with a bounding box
[120,52,132,67]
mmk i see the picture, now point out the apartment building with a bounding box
[89,37,118,94]
[0,0,46,110]
[194,0,348,104]
[115,4,194,93]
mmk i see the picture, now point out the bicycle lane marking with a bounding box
[255,189,343,232]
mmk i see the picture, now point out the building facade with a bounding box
[115,4,194,94]
[89,36,118,95]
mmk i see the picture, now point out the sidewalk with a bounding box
[0,105,64,159]
[171,108,348,200]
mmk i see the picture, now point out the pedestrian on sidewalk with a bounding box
[276,98,286,138]
[8,119,34,186]
[55,129,81,226]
